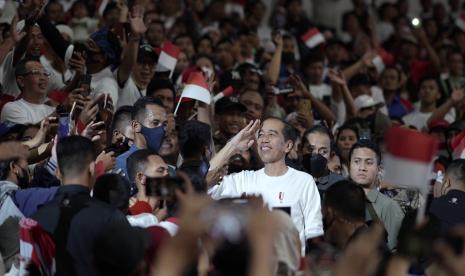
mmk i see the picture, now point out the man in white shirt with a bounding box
[208,118,323,253]
[1,58,55,124]
[402,77,454,131]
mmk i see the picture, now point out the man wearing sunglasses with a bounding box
[1,58,55,125]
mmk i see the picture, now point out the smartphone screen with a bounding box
[79,74,92,96]
[58,114,70,139]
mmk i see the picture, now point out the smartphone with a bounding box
[58,113,70,139]
[145,176,185,198]
[79,74,92,96]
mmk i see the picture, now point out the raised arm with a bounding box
[116,5,146,86]
[427,88,464,125]
[264,33,283,85]
[208,120,260,189]
[328,69,357,119]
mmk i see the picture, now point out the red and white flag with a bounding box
[156,41,180,78]
[301,28,325,49]
[20,218,56,275]
[450,131,465,159]
[174,72,211,115]
[383,127,438,191]
[456,13,465,32]
[213,86,235,102]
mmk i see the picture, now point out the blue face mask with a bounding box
[140,125,165,153]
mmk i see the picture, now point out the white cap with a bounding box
[354,95,383,111]
[56,24,74,42]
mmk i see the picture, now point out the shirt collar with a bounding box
[366,189,380,203]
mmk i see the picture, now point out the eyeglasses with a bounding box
[23,69,51,78]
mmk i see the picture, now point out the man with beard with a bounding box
[213,97,247,152]
[208,118,323,254]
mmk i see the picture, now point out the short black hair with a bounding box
[324,180,366,222]
[146,78,175,100]
[15,57,40,78]
[195,35,213,50]
[110,105,133,134]
[336,124,359,142]
[303,52,325,67]
[127,149,157,182]
[445,159,465,185]
[348,139,382,166]
[57,136,97,178]
[178,120,212,158]
[303,124,334,151]
[131,96,165,122]
[262,117,298,145]
[93,174,131,213]
[0,159,14,180]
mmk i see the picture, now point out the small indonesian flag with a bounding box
[156,41,180,78]
[450,131,465,159]
[180,72,211,104]
[384,127,438,190]
[372,48,394,73]
[301,28,325,49]
[456,13,465,32]
[213,86,234,102]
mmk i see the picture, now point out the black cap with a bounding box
[137,43,158,63]
[215,97,247,114]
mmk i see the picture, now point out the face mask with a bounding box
[302,153,328,178]
[140,125,165,153]
[281,52,295,64]
[16,167,30,188]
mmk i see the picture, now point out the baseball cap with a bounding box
[354,95,384,111]
[137,43,158,64]
[215,97,247,114]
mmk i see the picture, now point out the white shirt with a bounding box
[90,66,119,105]
[208,167,323,254]
[402,110,455,131]
[40,56,73,92]
[1,98,55,124]
[116,72,146,108]
[1,51,20,97]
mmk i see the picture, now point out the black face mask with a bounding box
[17,167,30,188]
[302,153,328,178]
[281,52,295,64]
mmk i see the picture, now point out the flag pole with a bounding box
[174,96,183,116]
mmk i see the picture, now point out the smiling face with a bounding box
[159,130,179,157]
[349,147,379,189]
[17,60,49,95]
[27,26,44,57]
[257,119,292,164]
[217,109,246,137]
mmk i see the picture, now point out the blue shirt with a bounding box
[387,96,409,119]
[115,144,139,180]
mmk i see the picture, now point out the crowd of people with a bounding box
[1,0,465,275]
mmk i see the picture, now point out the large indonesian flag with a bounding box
[301,28,325,49]
[156,41,180,78]
[383,127,438,190]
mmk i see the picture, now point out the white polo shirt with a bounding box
[208,167,323,254]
